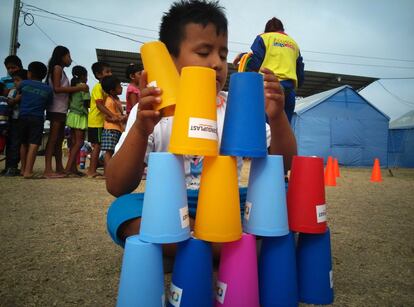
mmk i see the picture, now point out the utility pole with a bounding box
[9,0,21,55]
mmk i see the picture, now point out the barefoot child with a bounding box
[64,66,90,176]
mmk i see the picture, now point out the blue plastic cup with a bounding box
[220,72,267,157]
[243,155,289,236]
[117,235,165,307]
[167,237,213,307]
[259,232,299,307]
[140,152,191,243]
[297,228,334,305]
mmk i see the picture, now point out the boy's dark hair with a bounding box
[11,69,28,80]
[71,65,88,86]
[125,63,143,80]
[91,62,111,79]
[101,75,120,94]
[28,61,48,80]
[4,55,23,68]
[264,17,284,32]
[159,0,227,57]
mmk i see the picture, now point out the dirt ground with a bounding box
[0,159,413,307]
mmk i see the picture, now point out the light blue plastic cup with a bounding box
[259,232,299,307]
[116,235,165,307]
[220,72,267,157]
[167,237,213,307]
[297,228,334,305]
[243,155,289,236]
[140,152,191,243]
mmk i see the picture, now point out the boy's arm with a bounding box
[106,71,161,196]
[262,68,297,170]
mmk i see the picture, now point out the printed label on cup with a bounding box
[216,280,227,304]
[188,117,218,141]
[244,201,252,221]
[168,282,182,307]
[329,270,333,288]
[316,204,327,223]
[180,206,189,229]
[147,80,157,88]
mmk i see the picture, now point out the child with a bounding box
[125,63,142,115]
[44,46,88,178]
[87,62,113,179]
[64,65,90,176]
[100,75,126,168]
[1,55,23,95]
[105,0,297,246]
[2,69,28,176]
[16,61,53,179]
[0,83,9,154]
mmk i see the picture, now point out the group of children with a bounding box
[0,52,142,179]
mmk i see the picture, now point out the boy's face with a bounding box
[172,23,228,94]
[6,63,20,76]
[115,83,123,95]
[13,76,23,88]
[98,67,112,80]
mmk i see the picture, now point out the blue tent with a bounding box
[388,110,414,167]
[292,85,390,166]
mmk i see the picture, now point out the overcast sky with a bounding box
[1,0,414,104]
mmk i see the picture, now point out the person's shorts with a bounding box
[88,127,103,144]
[101,129,122,152]
[18,116,44,145]
[46,111,66,123]
[107,187,248,247]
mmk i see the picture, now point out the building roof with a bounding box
[96,48,377,97]
[294,84,390,119]
[389,110,414,129]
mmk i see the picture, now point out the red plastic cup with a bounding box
[287,156,327,233]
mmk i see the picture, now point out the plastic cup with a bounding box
[243,155,289,236]
[193,156,242,242]
[259,232,299,307]
[167,237,213,307]
[140,41,180,116]
[215,233,260,307]
[220,72,267,157]
[297,228,334,305]
[287,155,327,233]
[169,66,218,156]
[116,235,165,307]
[140,152,191,243]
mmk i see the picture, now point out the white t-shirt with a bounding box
[115,91,271,189]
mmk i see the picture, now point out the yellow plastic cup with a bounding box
[140,41,179,116]
[194,156,242,242]
[168,66,218,156]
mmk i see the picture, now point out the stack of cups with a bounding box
[287,155,334,304]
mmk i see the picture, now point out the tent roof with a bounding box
[96,48,377,96]
[390,110,414,129]
[294,85,390,119]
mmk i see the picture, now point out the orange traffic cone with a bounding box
[370,158,382,182]
[334,158,340,177]
[324,156,336,186]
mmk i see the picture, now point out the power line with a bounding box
[306,59,414,70]
[301,50,414,63]
[22,3,144,44]
[377,80,414,106]
[33,21,58,46]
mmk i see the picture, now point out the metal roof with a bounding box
[96,48,377,97]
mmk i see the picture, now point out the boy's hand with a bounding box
[261,68,285,122]
[134,70,162,137]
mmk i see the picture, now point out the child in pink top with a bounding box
[125,63,142,115]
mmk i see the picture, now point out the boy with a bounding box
[15,62,52,178]
[3,69,28,176]
[100,75,126,168]
[87,62,112,178]
[1,55,23,95]
[105,0,297,246]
